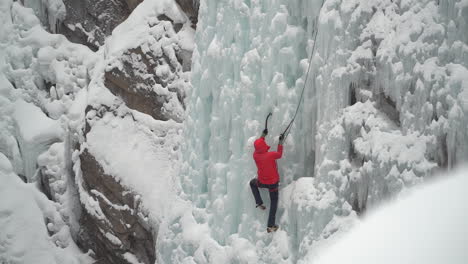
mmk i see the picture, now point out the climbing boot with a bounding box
[256,204,266,210]
[267,225,279,233]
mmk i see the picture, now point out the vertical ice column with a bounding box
[22,0,66,33]
[183,0,323,242]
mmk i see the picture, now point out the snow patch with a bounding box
[315,167,468,264]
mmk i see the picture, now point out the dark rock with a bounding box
[18,174,27,183]
[104,47,171,121]
[58,0,144,50]
[38,170,54,201]
[175,0,199,29]
[56,0,198,50]
[376,93,401,127]
[437,134,448,168]
[124,0,142,11]
[104,44,185,122]
[78,148,155,264]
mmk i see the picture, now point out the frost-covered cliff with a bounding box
[1,0,194,263]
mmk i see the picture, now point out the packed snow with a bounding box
[0,153,92,264]
[313,167,468,264]
[12,99,63,181]
[0,0,95,262]
[82,109,184,223]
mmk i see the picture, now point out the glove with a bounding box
[262,129,268,137]
[279,134,285,145]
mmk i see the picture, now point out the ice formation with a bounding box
[157,0,468,262]
[22,0,66,33]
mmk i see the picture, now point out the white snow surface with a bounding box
[12,99,63,181]
[314,167,468,264]
[0,153,92,264]
[105,0,189,60]
[12,99,62,142]
[83,109,183,223]
[0,0,95,262]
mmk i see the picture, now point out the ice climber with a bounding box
[250,128,285,233]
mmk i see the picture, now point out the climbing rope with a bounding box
[281,8,322,141]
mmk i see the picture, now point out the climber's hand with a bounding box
[279,134,285,145]
[262,129,268,137]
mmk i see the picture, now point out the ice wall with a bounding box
[159,0,468,263]
[158,0,358,263]
[183,0,323,206]
[22,0,66,33]
[313,0,468,212]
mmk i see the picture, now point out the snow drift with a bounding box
[314,167,468,264]
[0,153,91,264]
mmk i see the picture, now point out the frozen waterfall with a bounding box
[157,0,468,263]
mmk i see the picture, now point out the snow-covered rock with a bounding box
[96,0,195,122]
[74,1,195,263]
[77,147,156,264]
[57,0,144,50]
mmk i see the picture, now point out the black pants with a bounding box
[249,178,279,227]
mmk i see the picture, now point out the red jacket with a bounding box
[253,137,283,184]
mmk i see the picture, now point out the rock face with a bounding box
[74,1,198,263]
[58,0,144,50]
[57,0,200,50]
[77,148,155,264]
[104,44,186,122]
[102,8,194,122]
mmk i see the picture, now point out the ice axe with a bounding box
[262,112,272,137]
